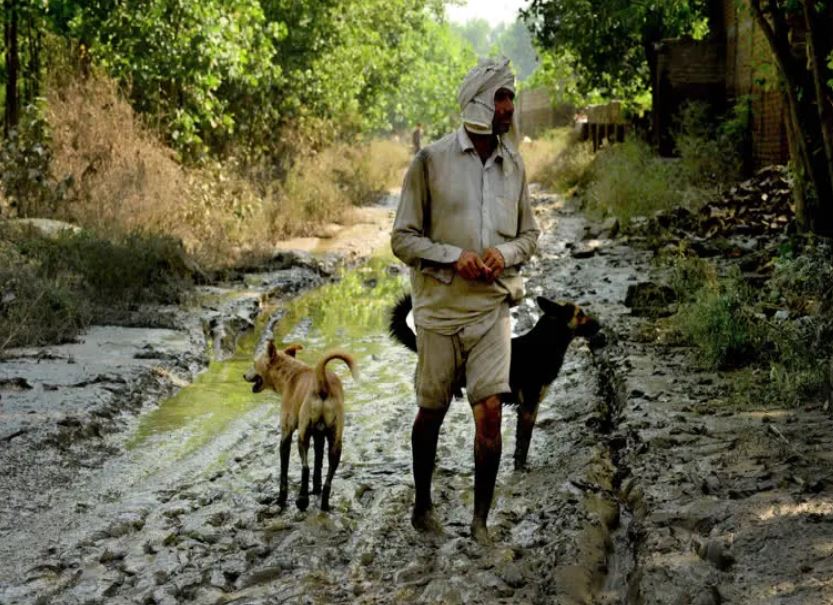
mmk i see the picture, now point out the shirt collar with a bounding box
[457,127,505,162]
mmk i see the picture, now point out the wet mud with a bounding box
[2,191,833,604]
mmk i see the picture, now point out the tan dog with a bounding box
[244,340,356,511]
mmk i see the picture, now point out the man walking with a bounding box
[391,58,539,544]
[412,122,422,154]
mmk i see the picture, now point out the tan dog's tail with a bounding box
[315,351,357,399]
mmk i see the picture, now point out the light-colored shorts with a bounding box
[415,305,511,409]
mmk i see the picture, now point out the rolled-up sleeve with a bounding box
[495,165,539,267]
[391,151,463,267]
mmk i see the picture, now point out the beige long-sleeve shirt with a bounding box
[391,127,540,335]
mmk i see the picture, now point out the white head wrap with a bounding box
[457,57,516,135]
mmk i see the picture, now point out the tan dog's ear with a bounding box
[267,340,278,360]
[284,343,304,357]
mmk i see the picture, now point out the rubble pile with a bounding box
[629,165,794,248]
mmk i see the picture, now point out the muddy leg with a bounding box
[278,432,293,507]
[472,395,502,544]
[411,407,446,531]
[321,428,341,512]
[312,430,325,495]
[514,400,539,471]
[296,429,312,511]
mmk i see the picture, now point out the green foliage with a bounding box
[3,226,193,307]
[65,0,283,161]
[521,127,594,192]
[675,100,749,187]
[584,137,684,224]
[523,49,583,105]
[0,225,195,349]
[0,102,69,217]
[667,246,833,404]
[523,0,708,100]
[47,0,467,160]
[673,267,761,370]
[668,254,717,302]
[452,18,539,82]
[0,240,91,348]
[383,18,476,137]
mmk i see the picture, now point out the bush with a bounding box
[0,241,90,348]
[584,137,685,225]
[675,100,747,189]
[673,268,762,370]
[521,127,594,192]
[45,75,409,268]
[1,224,193,330]
[0,102,69,218]
[668,246,833,404]
[273,139,409,237]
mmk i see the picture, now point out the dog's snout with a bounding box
[244,370,264,393]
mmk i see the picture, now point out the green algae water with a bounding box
[129,254,410,453]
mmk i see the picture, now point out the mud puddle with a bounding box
[0,192,653,604]
[10,190,784,604]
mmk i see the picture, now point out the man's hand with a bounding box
[454,250,492,281]
[482,247,505,282]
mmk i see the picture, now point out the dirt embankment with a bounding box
[1,191,832,604]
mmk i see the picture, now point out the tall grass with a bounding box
[669,251,833,405]
[583,138,689,224]
[0,74,410,348]
[0,224,192,349]
[37,75,409,268]
[521,127,594,192]
[566,100,747,225]
[672,264,762,370]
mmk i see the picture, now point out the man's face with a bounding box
[492,88,515,135]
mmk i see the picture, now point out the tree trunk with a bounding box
[4,0,20,137]
[750,0,833,235]
[802,1,833,216]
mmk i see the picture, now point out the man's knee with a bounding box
[415,406,447,431]
[474,396,502,441]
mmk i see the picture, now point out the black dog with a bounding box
[390,294,602,469]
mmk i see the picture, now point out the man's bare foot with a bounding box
[470,519,492,545]
[411,506,443,534]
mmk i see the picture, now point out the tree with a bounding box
[522,0,707,103]
[3,0,50,136]
[4,0,20,135]
[494,19,538,81]
[747,0,833,235]
[451,18,492,57]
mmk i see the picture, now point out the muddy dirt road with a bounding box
[2,193,833,604]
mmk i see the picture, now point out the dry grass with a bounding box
[44,75,409,269]
[520,127,594,192]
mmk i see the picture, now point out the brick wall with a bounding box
[654,0,790,167]
[654,37,726,155]
[724,2,789,166]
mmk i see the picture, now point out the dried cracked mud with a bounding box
[2,191,833,604]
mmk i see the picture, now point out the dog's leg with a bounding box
[278,431,293,506]
[321,428,342,512]
[296,426,312,511]
[514,399,540,471]
[312,429,325,495]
